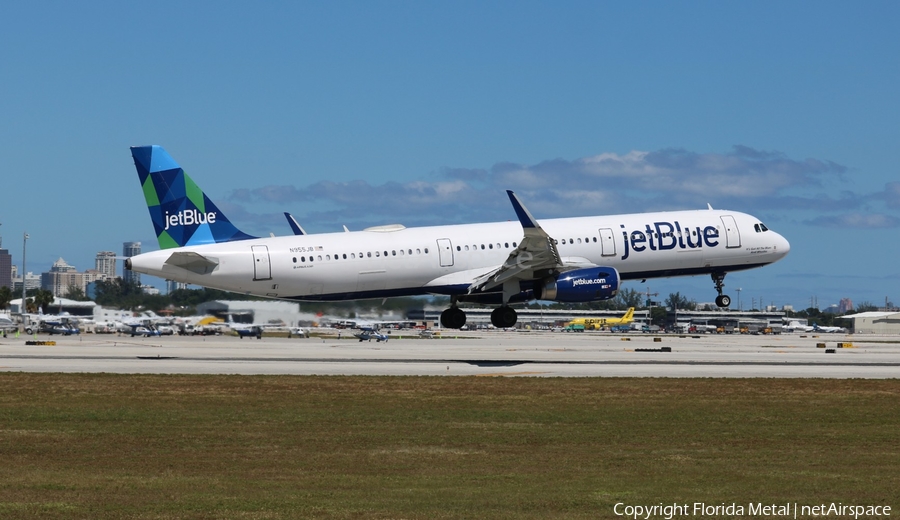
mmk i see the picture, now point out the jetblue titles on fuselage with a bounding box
[620,220,719,260]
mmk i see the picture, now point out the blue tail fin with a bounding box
[130,145,256,249]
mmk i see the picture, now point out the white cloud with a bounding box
[225,146,899,232]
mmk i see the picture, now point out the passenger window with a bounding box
[384,251,388,257]
[367,252,372,258]
[512,242,517,247]
[399,250,405,256]
[424,248,429,254]
[408,249,413,255]
[343,254,347,259]
[351,253,356,259]
[317,255,322,261]
[489,244,493,249]
[593,237,597,242]
[326,255,331,260]
[465,245,470,251]
[392,250,396,256]
[457,246,461,251]
[292,257,297,263]
[416,249,421,254]
[577,238,582,244]
[481,244,485,250]
[504,242,509,248]
[375,251,380,257]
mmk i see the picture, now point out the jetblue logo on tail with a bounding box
[164,210,218,230]
[131,145,257,249]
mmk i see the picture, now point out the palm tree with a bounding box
[33,289,55,314]
[0,286,13,310]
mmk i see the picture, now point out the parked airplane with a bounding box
[812,322,845,333]
[126,146,790,329]
[565,307,635,331]
[0,313,18,333]
[222,314,270,339]
[354,328,390,342]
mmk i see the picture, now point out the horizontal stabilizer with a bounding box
[164,251,219,275]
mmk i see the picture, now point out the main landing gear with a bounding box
[439,305,519,329]
[490,306,518,329]
[440,306,467,329]
[711,272,731,308]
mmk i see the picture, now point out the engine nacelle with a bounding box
[534,267,620,303]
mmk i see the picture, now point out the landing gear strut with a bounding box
[491,306,518,329]
[712,272,731,308]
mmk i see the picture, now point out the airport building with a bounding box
[840,311,900,334]
[196,300,303,327]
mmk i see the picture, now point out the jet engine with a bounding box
[533,267,620,303]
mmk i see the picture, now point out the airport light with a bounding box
[22,232,28,313]
[737,288,742,312]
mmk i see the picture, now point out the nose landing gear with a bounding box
[712,272,731,308]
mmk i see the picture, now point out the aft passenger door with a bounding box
[720,216,741,248]
[251,245,272,280]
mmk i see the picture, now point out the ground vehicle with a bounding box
[564,324,585,332]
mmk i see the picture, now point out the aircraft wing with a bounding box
[468,191,586,296]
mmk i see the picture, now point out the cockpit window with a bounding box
[754,222,769,233]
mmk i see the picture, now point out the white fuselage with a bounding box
[128,208,789,301]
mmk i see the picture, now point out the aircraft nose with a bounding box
[775,232,790,258]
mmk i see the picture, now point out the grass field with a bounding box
[1,374,898,519]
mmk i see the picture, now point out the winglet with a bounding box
[507,190,540,229]
[284,212,307,235]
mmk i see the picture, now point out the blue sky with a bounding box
[2,1,898,310]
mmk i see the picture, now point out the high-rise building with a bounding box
[0,248,11,290]
[167,280,187,294]
[13,271,40,293]
[95,251,117,279]
[123,242,141,286]
[42,257,82,297]
[838,298,854,314]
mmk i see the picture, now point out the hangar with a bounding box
[841,311,900,334]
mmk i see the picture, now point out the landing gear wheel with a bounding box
[440,307,467,329]
[711,272,730,308]
[491,306,518,328]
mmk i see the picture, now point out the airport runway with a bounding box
[2,330,898,377]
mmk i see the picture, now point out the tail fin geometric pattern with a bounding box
[130,145,256,249]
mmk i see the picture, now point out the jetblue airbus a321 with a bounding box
[125,145,790,329]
